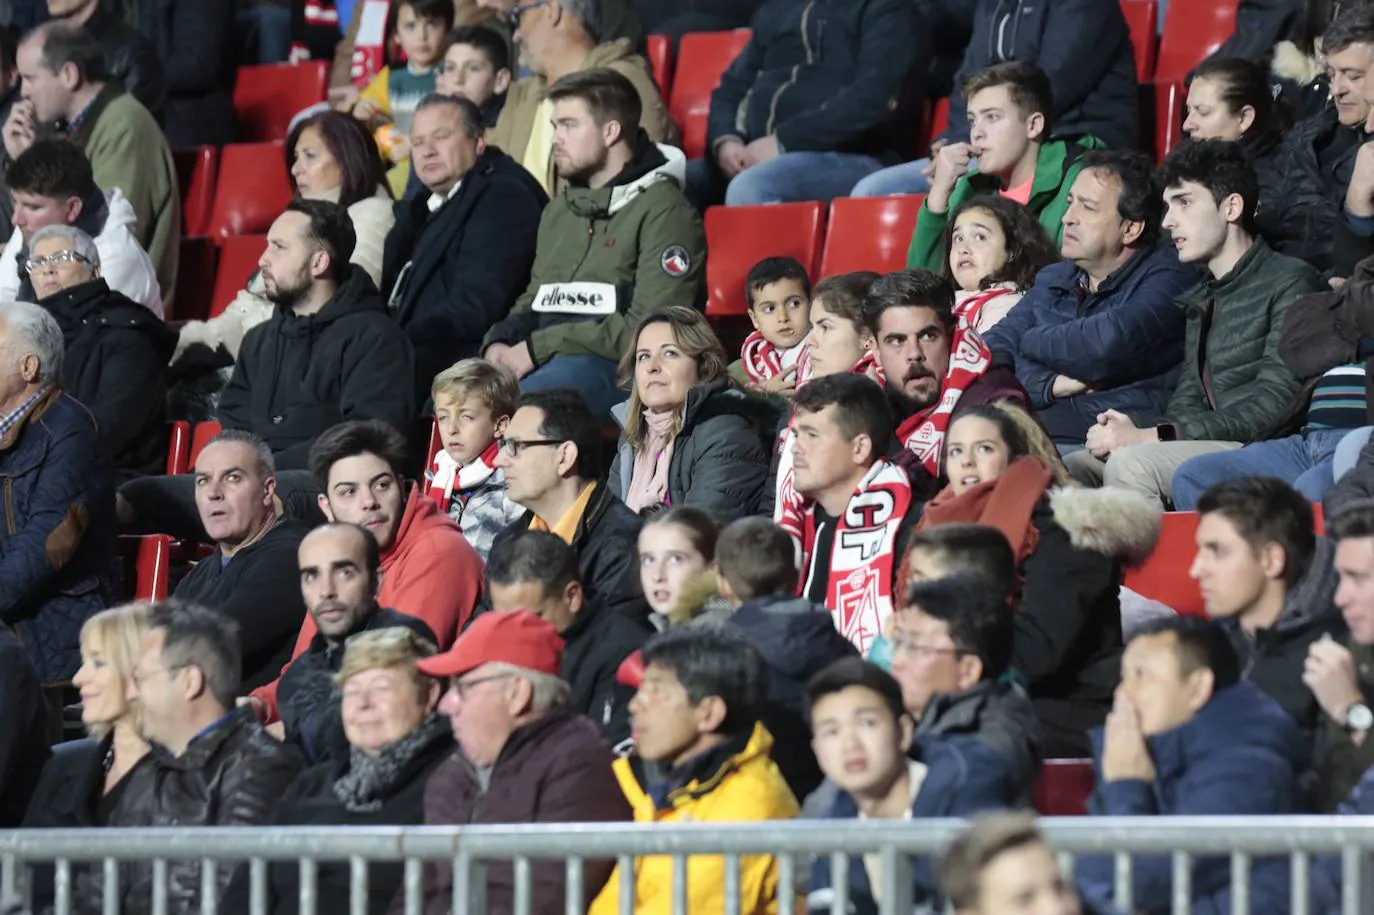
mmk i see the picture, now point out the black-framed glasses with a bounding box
[508,0,551,27]
[25,250,92,273]
[496,436,563,457]
[449,673,513,701]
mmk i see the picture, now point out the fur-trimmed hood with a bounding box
[1046,486,1161,566]
[668,571,734,627]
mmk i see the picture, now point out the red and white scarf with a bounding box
[894,325,992,475]
[740,331,805,383]
[427,441,501,511]
[799,460,914,654]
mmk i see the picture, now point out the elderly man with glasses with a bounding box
[30,222,175,479]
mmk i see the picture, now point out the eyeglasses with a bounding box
[130,662,188,687]
[508,0,551,27]
[25,250,92,273]
[889,636,965,661]
[496,436,563,457]
[449,673,513,701]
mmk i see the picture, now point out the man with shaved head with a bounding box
[273,523,435,764]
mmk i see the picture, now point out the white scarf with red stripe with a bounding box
[893,326,992,475]
[428,441,501,510]
[740,331,806,384]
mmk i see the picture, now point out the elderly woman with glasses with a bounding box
[224,627,452,915]
[30,223,176,480]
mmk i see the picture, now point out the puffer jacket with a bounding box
[414,705,632,915]
[1221,536,1346,750]
[43,278,176,480]
[1270,107,1366,274]
[484,137,706,368]
[81,708,304,915]
[589,723,799,915]
[705,0,922,162]
[561,598,653,751]
[1160,240,1324,442]
[217,266,416,470]
[608,380,778,521]
[940,0,1138,150]
[1077,682,1306,915]
[917,676,1043,804]
[0,389,115,684]
[984,245,1194,444]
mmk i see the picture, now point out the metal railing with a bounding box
[2,817,1373,915]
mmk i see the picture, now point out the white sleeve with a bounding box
[96,231,163,319]
[0,230,22,302]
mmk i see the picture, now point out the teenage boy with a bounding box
[729,256,813,398]
[806,657,1015,913]
[1190,477,1346,741]
[907,61,1098,270]
[714,516,857,797]
[426,358,525,561]
[353,0,454,162]
[1066,139,1326,507]
[588,626,799,915]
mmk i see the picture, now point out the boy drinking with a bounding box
[730,256,812,398]
[353,0,455,162]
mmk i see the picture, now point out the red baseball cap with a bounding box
[416,610,565,679]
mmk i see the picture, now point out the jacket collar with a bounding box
[565,135,684,217]
[625,722,774,812]
[151,706,255,770]
[0,386,58,450]
[966,136,1101,205]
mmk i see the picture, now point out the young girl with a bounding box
[918,403,1159,756]
[637,508,726,629]
[942,194,1059,334]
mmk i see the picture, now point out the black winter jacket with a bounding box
[1271,107,1366,273]
[172,520,309,692]
[121,0,237,147]
[941,0,1138,150]
[0,622,49,828]
[502,483,648,621]
[1245,129,1289,250]
[278,608,437,766]
[84,708,303,915]
[1221,536,1346,753]
[218,266,415,471]
[727,595,857,799]
[222,721,453,915]
[561,600,653,750]
[43,278,175,480]
[917,677,1042,805]
[380,148,546,405]
[705,0,922,163]
[86,5,167,121]
[608,380,780,522]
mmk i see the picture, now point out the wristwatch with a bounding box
[1345,702,1374,733]
[1156,422,1178,442]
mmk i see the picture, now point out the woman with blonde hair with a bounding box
[608,306,777,521]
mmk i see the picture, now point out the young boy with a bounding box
[730,256,812,398]
[426,358,525,561]
[806,657,1015,914]
[714,517,857,798]
[907,60,1101,270]
[353,0,454,163]
[938,812,1084,915]
[588,626,798,915]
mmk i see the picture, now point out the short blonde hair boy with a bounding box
[431,358,519,419]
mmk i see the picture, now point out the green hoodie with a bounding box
[905,136,1104,272]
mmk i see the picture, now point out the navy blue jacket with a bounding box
[940,0,1138,150]
[1077,682,1305,915]
[706,0,923,163]
[807,735,1016,914]
[0,389,114,684]
[1311,763,1374,913]
[984,247,1195,443]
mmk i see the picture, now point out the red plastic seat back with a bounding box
[669,30,752,160]
[208,235,268,320]
[166,421,191,476]
[1123,511,1204,617]
[1143,81,1186,163]
[1121,0,1159,81]
[819,196,923,278]
[1155,0,1238,84]
[206,142,292,240]
[189,421,224,469]
[135,534,173,601]
[704,202,824,317]
[233,61,330,142]
[645,34,674,98]
[1033,758,1096,816]
[172,146,218,237]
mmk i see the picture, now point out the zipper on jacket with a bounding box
[765,0,817,137]
[570,223,598,281]
[3,477,14,535]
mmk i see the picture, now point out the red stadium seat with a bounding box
[928,96,950,145]
[206,142,291,240]
[135,534,173,601]
[645,34,673,98]
[1145,80,1186,163]
[233,61,329,142]
[1314,502,1325,535]
[208,234,267,320]
[424,416,442,484]
[172,236,218,323]
[172,146,218,237]
[166,421,191,476]
[1121,0,1159,81]
[1123,510,1204,617]
[819,195,923,277]
[189,421,223,469]
[1155,0,1238,84]
[1034,759,1096,816]
[669,30,751,160]
[704,202,824,317]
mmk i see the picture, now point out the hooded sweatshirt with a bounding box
[0,187,163,316]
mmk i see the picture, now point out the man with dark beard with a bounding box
[482,67,705,419]
[865,269,1032,498]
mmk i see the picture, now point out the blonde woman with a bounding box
[608,307,775,521]
[226,627,451,915]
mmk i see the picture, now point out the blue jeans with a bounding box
[686,151,884,207]
[1335,426,1374,481]
[1170,428,1355,509]
[850,158,933,197]
[520,355,624,421]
